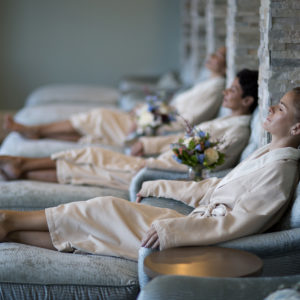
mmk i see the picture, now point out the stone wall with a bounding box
[226,0,260,86]
[258,0,300,144]
[206,0,227,56]
[180,0,207,85]
[181,0,227,85]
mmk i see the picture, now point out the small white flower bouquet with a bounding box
[135,95,177,136]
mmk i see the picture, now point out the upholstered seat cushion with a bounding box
[0,132,123,157]
[0,243,138,300]
[25,84,120,107]
[0,180,129,210]
[14,104,108,125]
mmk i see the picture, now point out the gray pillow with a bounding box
[264,288,300,300]
[272,182,300,230]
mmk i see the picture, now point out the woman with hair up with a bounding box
[0,87,299,260]
[4,48,226,146]
[0,69,258,190]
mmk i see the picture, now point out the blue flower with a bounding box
[197,131,206,138]
[172,155,182,164]
[196,154,205,163]
[147,105,156,112]
[168,114,176,121]
[195,144,202,151]
[204,140,210,148]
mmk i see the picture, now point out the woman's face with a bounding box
[222,77,244,110]
[263,91,298,136]
[205,48,226,74]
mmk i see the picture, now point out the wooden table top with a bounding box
[144,246,263,278]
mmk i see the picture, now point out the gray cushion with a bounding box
[265,289,300,300]
[140,197,193,215]
[15,104,103,125]
[273,181,300,230]
[0,180,129,210]
[0,242,138,300]
[240,107,261,161]
[0,132,123,157]
[25,84,119,107]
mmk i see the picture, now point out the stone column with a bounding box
[205,0,227,56]
[226,0,260,86]
[259,0,300,144]
[180,0,207,85]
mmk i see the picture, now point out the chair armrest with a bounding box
[218,227,300,257]
[138,247,158,289]
[209,168,232,178]
[129,168,188,202]
[138,275,300,300]
[130,167,234,202]
[138,228,300,289]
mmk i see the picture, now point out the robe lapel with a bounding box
[215,146,300,190]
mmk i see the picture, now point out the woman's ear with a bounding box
[242,96,254,110]
[290,123,300,136]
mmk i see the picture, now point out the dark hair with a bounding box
[236,69,259,113]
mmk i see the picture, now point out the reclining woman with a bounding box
[4,48,226,146]
[0,88,299,260]
[0,70,258,190]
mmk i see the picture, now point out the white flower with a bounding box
[204,148,219,165]
[183,136,201,147]
[136,104,148,115]
[158,103,169,114]
[183,137,193,147]
[137,111,154,127]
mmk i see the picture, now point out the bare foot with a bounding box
[0,156,23,180]
[3,115,40,139]
[0,211,10,242]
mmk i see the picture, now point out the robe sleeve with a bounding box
[152,161,298,250]
[213,127,250,170]
[138,178,221,207]
[140,134,182,155]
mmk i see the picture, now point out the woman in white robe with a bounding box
[0,87,300,261]
[0,70,258,189]
[4,48,226,146]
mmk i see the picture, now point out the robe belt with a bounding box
[193,203,228,217]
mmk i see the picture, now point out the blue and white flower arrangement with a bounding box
[171,120,225,180]
[135,95,177,136]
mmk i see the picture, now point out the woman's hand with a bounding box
[141,225,160,249]
[128,121,137,134]
[130,141,144,156]
[136,193,143,203]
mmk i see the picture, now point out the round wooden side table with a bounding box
[144,246,263,278]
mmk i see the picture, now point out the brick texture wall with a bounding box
[226,0,260,87]
[259,0,300,144]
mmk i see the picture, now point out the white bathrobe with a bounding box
[46,146,300,261]
[52,114,250,190]
[69,76,225,146]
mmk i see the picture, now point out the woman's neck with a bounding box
[269,135,299,150]
[229,108,251,117]
[210,70,225,78]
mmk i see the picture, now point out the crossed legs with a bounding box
[0,209,55,250]
[4,115,81,141]
[0,155,57,182]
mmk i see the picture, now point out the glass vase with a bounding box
[188,165,204,181]
[144,126,158,136]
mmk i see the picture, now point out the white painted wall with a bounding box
[0,0,181,109]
